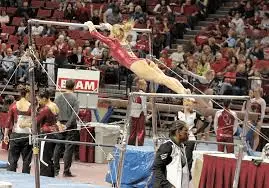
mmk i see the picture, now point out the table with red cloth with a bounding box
[199,154,269,188]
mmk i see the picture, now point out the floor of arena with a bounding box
[0,149,111,188]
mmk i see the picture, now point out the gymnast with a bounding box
[84,20,188,94]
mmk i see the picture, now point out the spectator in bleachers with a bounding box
[91,40,104,59]
[16,1,34,19]
[249,39,264,60]
[135,33,149,58]
[90,4,104,25]
[259,4,268,18]
[0,10,9,26]
[160,17,172,48]
[131,5,147,24]
[245,57,254,76]
[201,44,214,63]
[68,47,79,65]
[230,12,245,35]
[208,37,220,55]
[196,54,211,76]
[77,46,84,66]
[181,0,199,30]
[170,44,185,68]
[43,49,56,88]
[233,63,248,95]
[229,1,244,17]
[211,52,229,75]
[103,4,122,25]
[42,24,56,37]
[17,21,26,36]
[153,0,172,15]
[126,34,136,48]
[222,30,236,48]
[260,12,269,29]
[32,23,44,36]
[244,1,255,19]
[75,2,90,23]
[64,3,76,21]
[2,48,17,82]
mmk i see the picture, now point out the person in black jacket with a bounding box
[153,120,189,188]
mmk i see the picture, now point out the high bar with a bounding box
[37,138,115,148]
[130,92,250,100]
[28,19,152,33]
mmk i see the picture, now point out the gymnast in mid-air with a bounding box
[84,20,188,94]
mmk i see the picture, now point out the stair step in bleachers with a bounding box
[183,34,196,40]
[197,21,214,26]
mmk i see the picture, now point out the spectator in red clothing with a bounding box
[211,52,229,75]
[75,2,89,23]
[159,49,172,69]
[181,0,199,30]
[135,33,149,58]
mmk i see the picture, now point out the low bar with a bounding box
[130,92,250,100]
[188,139,239,146]
[28,19,152,33]
[37,138,115,148]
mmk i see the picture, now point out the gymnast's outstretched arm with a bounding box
[84,21,114,47]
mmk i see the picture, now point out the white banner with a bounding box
[56,68,100,93]
[56,68,100,108]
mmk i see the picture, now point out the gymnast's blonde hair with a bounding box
[110,20,135,40]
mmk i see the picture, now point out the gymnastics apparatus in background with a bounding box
[26,19,252,188]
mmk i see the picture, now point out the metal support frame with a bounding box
[27,19,153,188]
[37,138,115,147]
[116,95,132,187]
[28,21,40,188]
[232,99,249,188]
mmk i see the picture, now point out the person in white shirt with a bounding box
[170,45,185,68]
[91,40,104,59]
[32,23,44,36]
[230,12,245,35]
[128,78,147,146]
[0,10,9,25]
[43,50,55,88]
[177,98,210,179]
[17,21,26,36]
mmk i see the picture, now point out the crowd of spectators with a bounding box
[0,0,266,104]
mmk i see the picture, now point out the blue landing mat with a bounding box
[0,170,109,188]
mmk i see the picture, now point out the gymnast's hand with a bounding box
[100,23,113,31]
[84,21,96,32]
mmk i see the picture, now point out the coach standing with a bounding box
[54,79,79,177]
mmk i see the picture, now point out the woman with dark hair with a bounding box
[4,87,32,174]
[153,120,189,188]
[36,89,61,177]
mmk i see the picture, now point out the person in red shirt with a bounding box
[211,52,230,75]
[159,49,172,69]
[135,33,149,58]
[214,99,238,153]
[36,89,61,177]
[181,0,199,29]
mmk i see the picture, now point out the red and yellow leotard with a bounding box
[90,31,140,69]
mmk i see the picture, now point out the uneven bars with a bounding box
[130,92,250,100]
[37,138,115,148]
[28,19,152,33]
